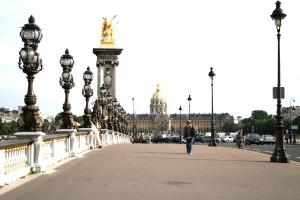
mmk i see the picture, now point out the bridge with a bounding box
[1,139,300,200]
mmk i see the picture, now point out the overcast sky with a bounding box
[0,0,300,120]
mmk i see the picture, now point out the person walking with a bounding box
[183,120,195,154]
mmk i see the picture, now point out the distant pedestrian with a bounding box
[183,120,195,154]
[236,130,243,149]
[92,122,103,148]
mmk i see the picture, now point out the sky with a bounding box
[1,0,300,120]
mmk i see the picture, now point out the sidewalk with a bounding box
[1,143,300,200]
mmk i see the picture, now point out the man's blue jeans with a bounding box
[186,137,193,153]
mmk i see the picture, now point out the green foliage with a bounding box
[0,121,19,135]
[222,122,239,133]
[239,110,276,135]
[251,110,270,120]
[292,116,300,134]
[42,119,50,133]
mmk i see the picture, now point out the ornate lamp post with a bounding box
[91,99,100,125]
[125,113,129,134]
[187,95,192,120]
[132,97,135,137]
[208,67,217,147]
[270,1,288,163]
[289,98,295,143]
[59,49,75,129]
[82,67,93,128]
[117,104,123,132]
[99,84,107,129]
[179,105,182,144]
[17,15,44,132]
[120,107,126,133]
[106,92,113,130]
[112,98,119,131]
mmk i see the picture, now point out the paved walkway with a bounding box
[1,143,300,200]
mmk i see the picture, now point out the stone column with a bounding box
[93,47,123,100]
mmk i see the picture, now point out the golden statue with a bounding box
[101,15,117,45]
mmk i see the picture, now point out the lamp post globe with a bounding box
[208,67,216,147]
[270,1,288,163]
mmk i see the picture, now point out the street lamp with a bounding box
[289,98,295,143]
[17,15,44,132]
[106,92,113,130]
[179,106,182,144]
[112,98,119,131]
[132,97,135,137]
[208,67,216,147]
[91,99,100,125]
[99,84,107,129]
[82,66,94,128]
[59,49,75,129]
[187,95,192,120]
[270,1,288,163]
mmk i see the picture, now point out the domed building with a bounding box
[150,83,167,114]
[128,84,234,137]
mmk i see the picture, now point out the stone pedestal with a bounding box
[56,129,77,157]
[14,131,46,172]
[78,128,94,149]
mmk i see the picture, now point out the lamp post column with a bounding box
[17,16,44,132]
[179,106,182,144]
[132,97,135,137]
[187,95,192,120]
[208,67,216,147]
[99,84,107,129]
[59,49,75,129]
[270,1,288,163]
[82,67,94,128]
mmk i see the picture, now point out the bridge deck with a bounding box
[1,143,300,200]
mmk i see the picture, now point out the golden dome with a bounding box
[151,83,163,99]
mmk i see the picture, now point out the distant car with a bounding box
[223,136,234,142]
[170,136,186,144]
[244,133,261,145]
[198,136,219,143]
[215,138,221,143]
[194,135,202,142]
[260,135,275,145]
[153,134,171,143]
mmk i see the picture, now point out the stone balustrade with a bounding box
[0,130,131,187]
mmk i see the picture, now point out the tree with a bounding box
[42,119,50,133]
[251,110,270,120]
[240,110,275,135]
[0,121,19,135]
[222,122,238,133]
[292,116,300,134]
[0,122,10,134]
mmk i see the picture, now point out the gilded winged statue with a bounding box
[101,15,117,45]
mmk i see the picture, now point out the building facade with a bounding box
[128,84,234,135]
